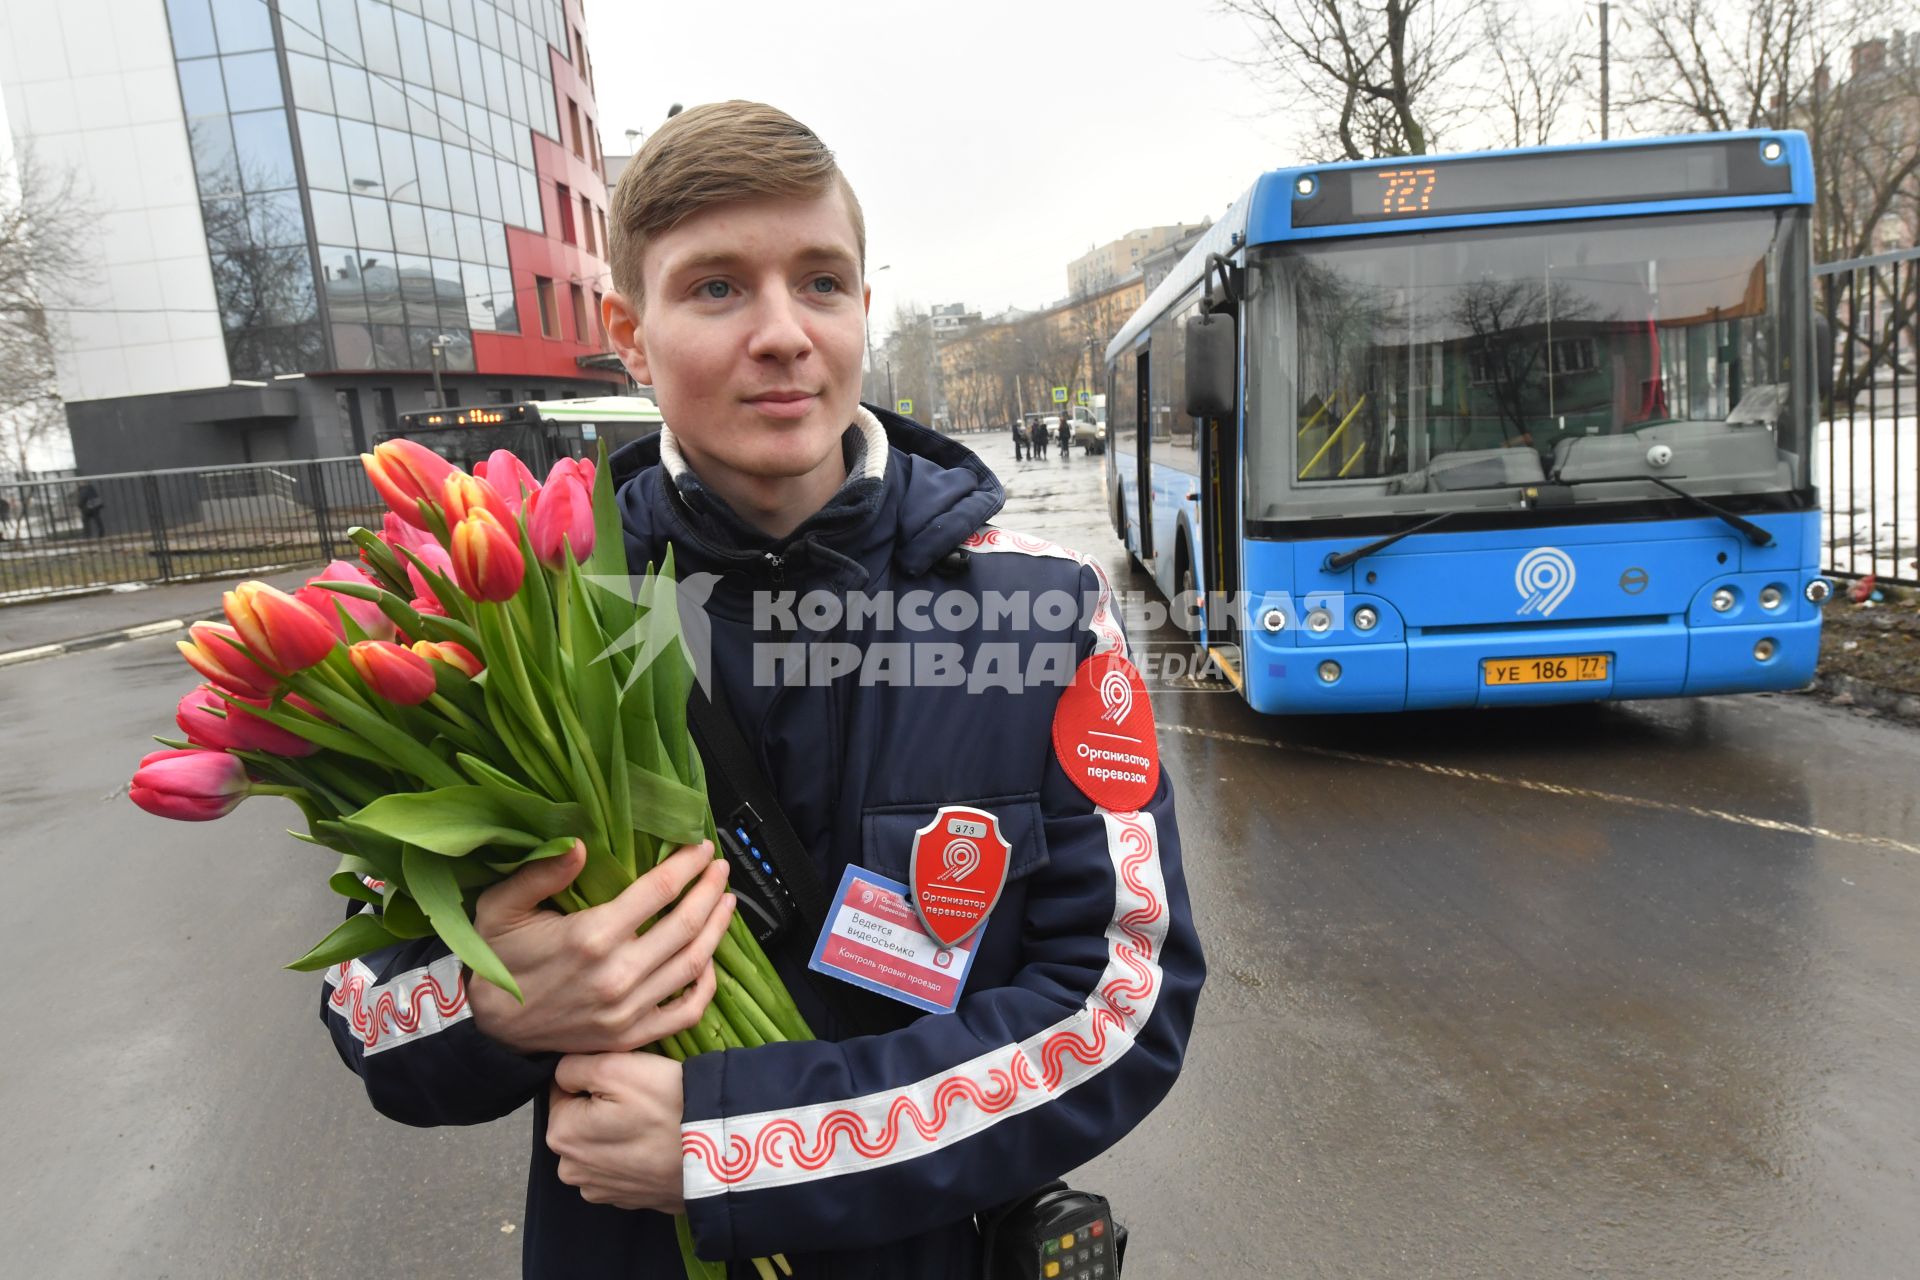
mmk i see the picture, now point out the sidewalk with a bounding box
[0,565,320,662]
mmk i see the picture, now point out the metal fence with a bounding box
[0,457,382,603]
[1815,245,1919,586]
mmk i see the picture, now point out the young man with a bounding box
[323,101,1203,1279]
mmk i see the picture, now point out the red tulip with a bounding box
[475,449,541,516]
[449,508,525,602]
[362,439,456,528]
[442,470,516,528]
[378,512,440,557]
[129,747,250,822]
[176,685,318,757]
[177,621,279,697]
[547,456,596,494]
[296,559,397,642]
[349,640,438,706]
[526,473,595,570]
[223,581,339,674]
[411,639,484,678]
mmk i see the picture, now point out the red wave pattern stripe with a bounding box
[682,810,1163,1187]
[328,957,468,1050]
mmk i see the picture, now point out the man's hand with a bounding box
[548,1050,689,1213]
[467,841,735,1055]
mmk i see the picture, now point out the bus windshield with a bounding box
[1245,209,1811,521]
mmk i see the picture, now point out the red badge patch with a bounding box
[908,806,1012,947]
[1052,652,1160,811]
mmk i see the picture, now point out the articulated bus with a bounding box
[391,395,663,475]
[1105,131,1833,713]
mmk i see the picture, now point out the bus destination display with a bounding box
[1293,139,1794,228]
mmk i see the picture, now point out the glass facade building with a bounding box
[167,0,598,382]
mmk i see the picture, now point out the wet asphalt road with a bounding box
[2,432,1917,1277]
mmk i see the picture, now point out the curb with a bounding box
[1805,671,1920,724]
[0,614,217,669]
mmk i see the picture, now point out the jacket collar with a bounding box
[611,404,1004,603]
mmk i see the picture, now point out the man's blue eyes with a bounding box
[698,278,839,299]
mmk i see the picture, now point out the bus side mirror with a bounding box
[1814,314,1835,403]
[1184,314,1235,418]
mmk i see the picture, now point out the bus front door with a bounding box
[1135,351,1153,563]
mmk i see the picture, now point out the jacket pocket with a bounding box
[857,793,1051,888]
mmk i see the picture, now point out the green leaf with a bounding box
[649,548,698,784]
[628,763,710,846]
[482,834,580,874]
[285,911,399,971]
[347,527,411,596]
[329,852,387,905]
[402,844,520,1001]
[585,438,627,581]
[379,887,435,938]
[345,784,590,857]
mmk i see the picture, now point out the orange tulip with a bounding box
[449,508,525,602]
[411,639,484,678]
[361,439,456,528]
[348,640,438,706]
[223,581,339,674]
[442,470,516,529]
[177,621,279,697]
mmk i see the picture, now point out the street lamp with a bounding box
[428,333,454,407]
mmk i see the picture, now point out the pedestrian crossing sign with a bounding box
[897,399,913,414]
[1077,391,1091,405]
[1051,386,1068,404]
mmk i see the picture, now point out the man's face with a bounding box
[607,190,870,491]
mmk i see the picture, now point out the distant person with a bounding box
[1011,416,1025,461]
[1058,415,1071,458]
[1029,417,1048,458]
[0,490,11,540]
[75,482,105,538]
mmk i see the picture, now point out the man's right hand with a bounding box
[467,842,735,1056]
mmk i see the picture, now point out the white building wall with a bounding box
[0,0,229,404]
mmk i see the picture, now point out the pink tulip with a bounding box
[224,581,339,674]
[547,456,596,494]
[296,559,397,642]
[176,685,319,757]
[449,508,525,602]
[362,439,456,528]
[349,640,439,706]
[526,473,595,570]
[378,512,440,557]
[475,449,541,516]
[404,541,457,610]
[177,622,279,698]
[129,747,251,822]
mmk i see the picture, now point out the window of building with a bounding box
[375,387,398,430]
[579,194,595,255]
[556,183,576,243]
[570,283,589,343]
[597,207,609,259]
[568,97,584,159]
[536,276,557,337]
[490,387,516,404]
[572,26,586,73]
[585,116,598,175]
[592,290,606,346]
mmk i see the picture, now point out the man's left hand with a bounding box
[548,1048,689,1212]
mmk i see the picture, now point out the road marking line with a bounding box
[121,618,186,639]
[0,643,65,668]
[1159,722,1920,858]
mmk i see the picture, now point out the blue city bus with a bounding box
[1104,131,1833,713]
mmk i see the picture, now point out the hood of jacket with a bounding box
[609,404,1003,606]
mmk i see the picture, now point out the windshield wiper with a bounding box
[1546,474,1774,546]
[1323,511,1461,572]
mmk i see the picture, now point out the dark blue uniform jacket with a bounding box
[322,409,1204,1278]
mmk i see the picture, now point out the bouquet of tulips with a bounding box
[130,438,807,1280]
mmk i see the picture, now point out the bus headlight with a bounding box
[1318,660,1341,683]
[1758,585,1784,610]
[1711,587,1737,613]
[1754,638,1777,662]
[1353,605,1379,632]
[1261,608,1287,633]
[1805,579,1832,604]
[1305,608,1334,634]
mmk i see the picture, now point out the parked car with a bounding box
[1069,404,1104,454]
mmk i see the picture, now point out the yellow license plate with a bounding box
[1482,654,1610,686]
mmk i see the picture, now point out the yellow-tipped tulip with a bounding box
[223,581,339,674]
[449,508,525,603]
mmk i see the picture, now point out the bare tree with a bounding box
[1218,0,1482,159]
[1482,1,1587,147]
[0,145,88,495]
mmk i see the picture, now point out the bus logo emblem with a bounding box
[1515,547,1577,617]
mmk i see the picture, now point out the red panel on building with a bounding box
[474,0,623,387]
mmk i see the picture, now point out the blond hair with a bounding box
[607,101,866,303]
